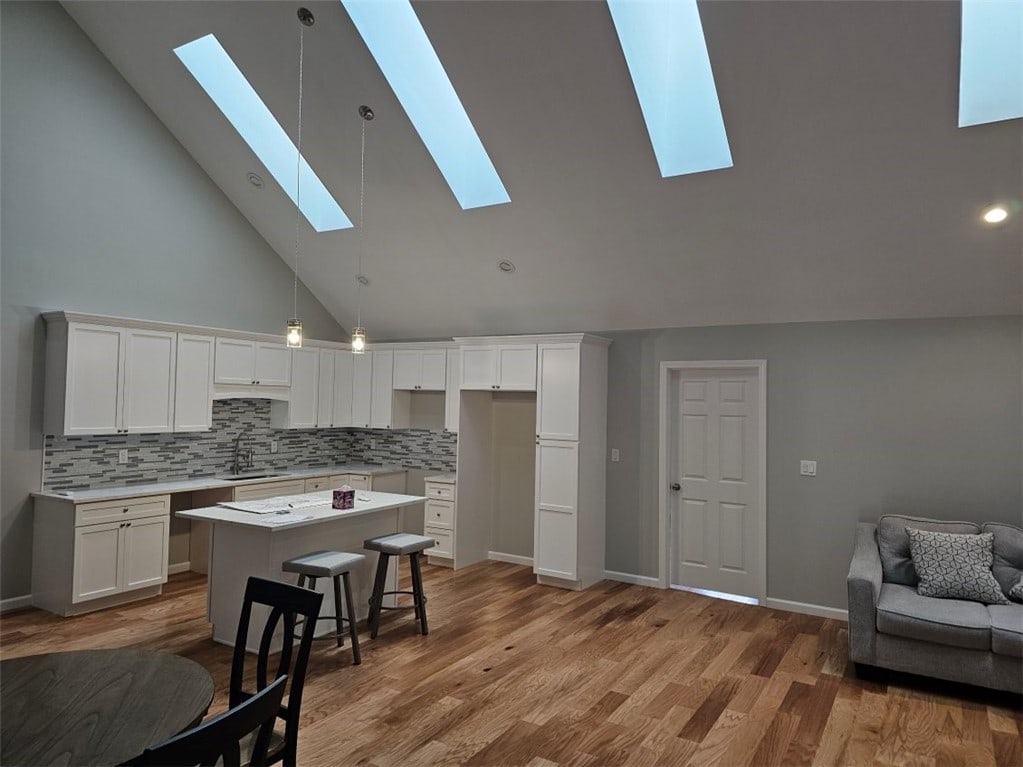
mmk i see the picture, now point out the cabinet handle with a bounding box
[123,508,129,513]
[125,522,131,527]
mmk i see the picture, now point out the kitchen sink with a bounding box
[215,472,288,481]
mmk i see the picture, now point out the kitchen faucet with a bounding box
[232,431,254,475]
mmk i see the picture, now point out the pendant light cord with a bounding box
[357,115,366,329]
[292,22,305,321]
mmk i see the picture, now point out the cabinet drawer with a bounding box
[424,499,454,529]
[304,477,329,492]
[347,474,371,491]
[424,525,453,558]
[233,480,306,502]
[75,495,169,527]
[424,482,454,501]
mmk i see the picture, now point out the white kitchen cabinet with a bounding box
[536,343,581,440]
[43,320,177,436]
[459,343,536,391]
[351,353,373,428]
[444,348,461,433]
[533,440,579,580]
[333,351,355,428]
[174,334,215,432]
[393,349,447,391]
[423,476,456,565]
[232,479,307,502]
[33,494,171,616]
[271,348,318,429]
[316,349,336,427]
[370,350,394,428]
[214,338,291,386]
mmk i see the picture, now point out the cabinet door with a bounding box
[285,348,319,428]
[317,350,336,427]
[460,346,497,389]
[536,344,580,440]
[444,348,461,433]
[121,516,169,590]
[64,323,124,435]
[122,329,176,433]
[214,338,255,384]
[392,350,421,390]
[534,440,579,580]
[254,342,291,386]
[497,345,538,390]
[333,352,355,428]
[370,350,394,428]
[419,350,447,390]
[351,353,373,428]
[73,521,123,602]
[175,334,214,432]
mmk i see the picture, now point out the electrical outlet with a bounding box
[800,460,817,477]
[270,440,278,454]
[610,448,620,462]
[118,449,129,465]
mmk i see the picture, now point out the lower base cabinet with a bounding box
[33,494,171,616]
[423,476,456,565]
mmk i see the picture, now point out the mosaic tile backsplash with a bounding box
[43,399,458,492]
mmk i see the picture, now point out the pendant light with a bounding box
[286,7,315,349]
[351,104,374,354]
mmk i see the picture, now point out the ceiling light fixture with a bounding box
[247,172,264,188]
[981,204,1010,224]
[352,104,375,354]
[497,260,516,273]
[286,8,314,349]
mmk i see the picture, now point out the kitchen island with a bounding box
[178,489,427,651]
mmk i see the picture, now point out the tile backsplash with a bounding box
[43,399,457,492]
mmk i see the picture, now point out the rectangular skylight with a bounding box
[340,0,510,210]
[959,0,1023,127]
[174,34,352,232]
[607,0,733,177]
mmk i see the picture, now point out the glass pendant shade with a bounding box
[286,318,303,348]
[351,326,366,354]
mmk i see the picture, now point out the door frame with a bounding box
[657,360,767,600]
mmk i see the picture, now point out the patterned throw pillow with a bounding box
[906,528,1010,605]
[1011,576,1023,603]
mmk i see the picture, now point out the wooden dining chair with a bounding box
[231,576,323,767]
[123,675,287,767]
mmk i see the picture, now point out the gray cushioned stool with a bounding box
[363,533,435,638]
[282,550,365,664]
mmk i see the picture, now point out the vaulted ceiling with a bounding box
[63,0,1021,340]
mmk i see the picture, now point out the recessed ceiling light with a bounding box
[497,260,516,273]
[982,205,1009,224]
[356,274,370,286]
[247,172,264,188]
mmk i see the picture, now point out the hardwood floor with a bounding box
[2,561,1020,766]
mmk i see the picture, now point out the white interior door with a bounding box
[670,368,761,599]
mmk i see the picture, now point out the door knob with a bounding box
[670,483,681,492]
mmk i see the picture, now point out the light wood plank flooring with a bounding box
[2,561,1020,766]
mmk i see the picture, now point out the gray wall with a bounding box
[604,316,1022,610]
[0,2,346,600]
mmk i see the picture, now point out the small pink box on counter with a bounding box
[332,486,355,510]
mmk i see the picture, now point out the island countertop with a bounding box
[176,490,427,531]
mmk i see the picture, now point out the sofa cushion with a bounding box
[987,605,1023,658]
[907,529,1009,605]
[1011,576,1023,603]
[876,583,991,650]
[877,515,980,586]
[983,523,1023,599]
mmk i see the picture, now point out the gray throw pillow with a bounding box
[906,528,1010,605]
[1011,576,1023,603]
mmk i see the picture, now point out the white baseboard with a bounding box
[487,551,533,567]
[764,597,848,622]
[603,570,662,588]
[167,562,192,576]
[1,594,33,613]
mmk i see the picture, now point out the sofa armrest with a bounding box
[847,522,882,663]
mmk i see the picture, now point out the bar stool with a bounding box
[363,533,435,638]
[281,550,365,665]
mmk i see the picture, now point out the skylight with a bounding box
[607,0,733,177]
[174,34,353,232]
[959,0,1023,127]
[340,0,510,210]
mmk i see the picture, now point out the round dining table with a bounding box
[1,648,215,766]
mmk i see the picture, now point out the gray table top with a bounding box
[1,648,215,766]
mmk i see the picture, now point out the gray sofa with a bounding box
[847,515,1022,694]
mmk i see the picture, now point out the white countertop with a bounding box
[424,473,457,484]
[33,464,407,504]
[177,490,427,531]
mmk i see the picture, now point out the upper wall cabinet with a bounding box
[174,334,215,432]
[333,351,355,428]
[271,348,318,429]
[444,348,461,433]
[316,349,336,428]
[214,339,291,386]
[370,350,394,428]
[44,320,178,436]
[536,343,581,440]
[460,344,537,391]
[393,349,447,391]
[351,352,373,429]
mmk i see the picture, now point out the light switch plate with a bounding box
[118,449,129,465]
[800,460,817,476]
[610,448,620,462]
